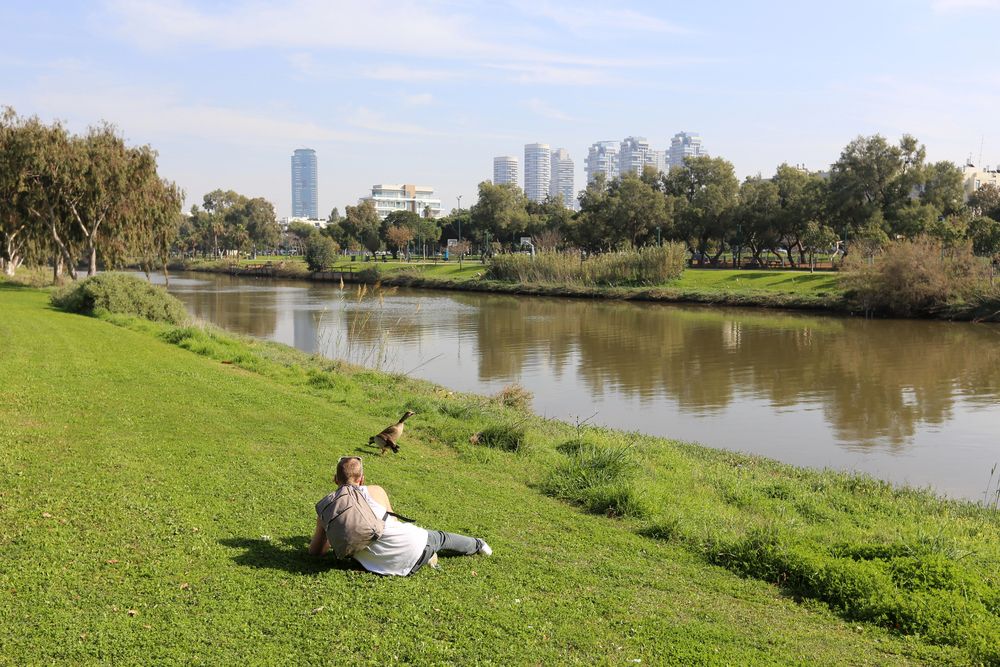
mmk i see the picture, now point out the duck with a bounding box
[369,410,416,454]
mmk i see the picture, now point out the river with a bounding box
[147,271,1000,501]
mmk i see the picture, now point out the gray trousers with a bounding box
[408,530,484,575]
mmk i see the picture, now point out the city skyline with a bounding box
[2,1,998,217]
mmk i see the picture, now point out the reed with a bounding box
[486,244,687,287]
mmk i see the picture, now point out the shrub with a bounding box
[51,273,188,324]
[842,237,990,317]
[356,266,383,284]
[472,424,527,452]
[304,234,338,272]
[494,383,532,410]
[487,244,686,287]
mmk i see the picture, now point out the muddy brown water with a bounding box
[148,271,1000,501]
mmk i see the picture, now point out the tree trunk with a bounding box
[88,244,97,277]
[53,254,64,283]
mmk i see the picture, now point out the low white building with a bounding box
[361,184,443,219]
[963,164,1000,200]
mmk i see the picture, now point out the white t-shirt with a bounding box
[351,486,428,577]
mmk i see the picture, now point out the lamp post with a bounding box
[456,195,463,242]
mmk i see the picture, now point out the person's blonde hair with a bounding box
[335,456,363,485]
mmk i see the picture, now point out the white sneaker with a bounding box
[429,553,440,569]
[478,541,493,556]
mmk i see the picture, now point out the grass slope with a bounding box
[1,284,994,665]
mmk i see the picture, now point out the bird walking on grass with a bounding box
[369,410,415,454]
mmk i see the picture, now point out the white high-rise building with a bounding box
[549,148,575,208]
[493,156,519,186]
[649,150,668,176]
[668,132,705,169]
[524,143,551,202]
[361,184,442,220]
[619,136,651,176]
[585,141,619,184]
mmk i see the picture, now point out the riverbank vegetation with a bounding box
[3,282,999,663]
[486,244,687,286]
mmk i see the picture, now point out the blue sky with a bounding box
[2,0,999,217]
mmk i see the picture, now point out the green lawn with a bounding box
[2,284,995,664]
[217,255,842,296]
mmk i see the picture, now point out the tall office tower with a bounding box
[668,132,705,169]
[291,148,319,218]
[493,156,519,186]
[585,141,620,184]
[619,136,651,176]
[524,142,551,202]
[549,148,575,208]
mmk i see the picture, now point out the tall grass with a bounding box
[487,244,687,287]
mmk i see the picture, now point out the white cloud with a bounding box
[363,65,462,82]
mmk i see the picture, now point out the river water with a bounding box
[148,271,1000,500]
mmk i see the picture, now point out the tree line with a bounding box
[0,108,183,280]
[431,134,1000,267]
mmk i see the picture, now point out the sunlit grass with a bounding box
[2,284,995,664]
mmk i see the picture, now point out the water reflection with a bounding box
[151,272,1000,499]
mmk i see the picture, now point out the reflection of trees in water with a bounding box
[178,276,279,338]
[455,292,1000,448]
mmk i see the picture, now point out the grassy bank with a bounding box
[3,283,999,664]
[171,256,846,313]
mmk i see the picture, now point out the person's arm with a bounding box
[308,516,330,556]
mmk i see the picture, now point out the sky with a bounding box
[2,0,999,218]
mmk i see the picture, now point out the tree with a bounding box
[969,184,1000,220]
[304,234,338,271]
[469,181,530,244]
[328,207,341,224]
[735,176,781,266]
[969,216,1000,258]
[773,164,827,266]
[386,225,414,259]
[801,221,838,272]
[663,156,739,264]
[341,200,380,253]
[920,161,965,217]
[244,197,279,254]
[607,173,669,247]
[827,134,928,241]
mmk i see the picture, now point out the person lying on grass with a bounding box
[309,456,492,576]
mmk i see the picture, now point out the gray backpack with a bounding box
[316,485,384,559]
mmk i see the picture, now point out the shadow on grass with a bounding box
[219,535,364,575]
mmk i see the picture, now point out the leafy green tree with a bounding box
[969,184,1000,220]
[801,221,838,272]
[304,234,338,271]
[773,164,827,266]
[663,156,739,264]
[341,200,381,254]
[607,173,670,247]
[328,207,341,224]
[736,176,781,266]
[920,161,965,216]
[244,197,279,253]
[469,181,530,244]
[968,215,1000,258]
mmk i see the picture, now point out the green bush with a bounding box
[356,266,383,284]
[842,237,991,317]
[487,244,687,286]
[304,234,338,272]
[51,273,188,324]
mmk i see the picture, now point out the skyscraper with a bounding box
[549,148,575,208]
[493,156,519,186]
[585,141,619,184]
[524,143,551,202]
[668,132,705,169]
[619,136,651,176]
[291,148,318,218]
